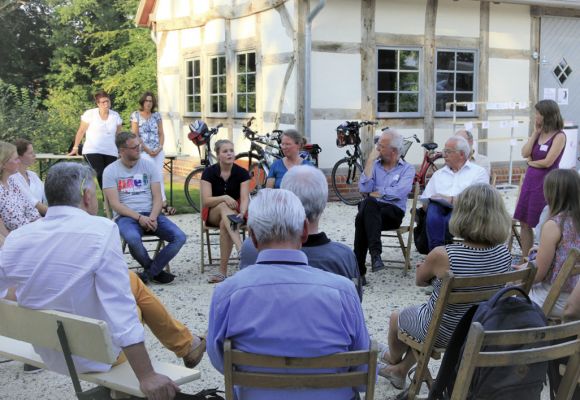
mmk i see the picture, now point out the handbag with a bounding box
[175,388,225,400]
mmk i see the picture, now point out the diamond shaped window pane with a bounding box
[554,58,572,85]
[565,66,572,76]
[559,75,567,84]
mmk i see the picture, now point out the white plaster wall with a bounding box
[173,0,192,18]
[261,64,296,114]
[158,74,182,153]
[231,14,256,41]
[436,0,480,38]
[260,8,294,55]
[375,0,426,35]
[311,53,361,109]
[158,31,182,68]
[205,18,226,44]
[488,58,530,103]
[155,0,173,21]
[192,0,211,15]
[484,117,529,163]
[311,119,351,169]
[312,0,361,43]
[489,3,531,50]
[181,28,202,49]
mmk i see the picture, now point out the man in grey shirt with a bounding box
[103,132,186,284]
[239,166,362,300]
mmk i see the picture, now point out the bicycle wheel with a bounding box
[331,158,364,206]
[184,166,205,212]
[235,153,267,194]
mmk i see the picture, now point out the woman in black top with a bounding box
[201,139,250,283]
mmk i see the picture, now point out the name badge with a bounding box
[539,144,549,152]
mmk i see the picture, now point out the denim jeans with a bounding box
[426,201,454,251]
[116,213,186,278]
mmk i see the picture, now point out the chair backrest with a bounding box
[223,339,378,400]
[542,248,580,317]
[408,182,420,227]
[0,299,117,364]
[451,319,580,400]
[422,265,537,353]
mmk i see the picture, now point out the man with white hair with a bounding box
[421,135,489,250]
[239,165,362,299]
[455,129,491,175]
[354,129,415,281]
[207,189,371,400]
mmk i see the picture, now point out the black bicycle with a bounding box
[183,121,222,212]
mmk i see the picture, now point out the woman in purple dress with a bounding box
[514,99,566,257]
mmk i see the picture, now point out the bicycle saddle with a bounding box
[422,143,438,151]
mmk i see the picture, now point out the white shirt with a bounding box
[0,206,144,374]
[81,108,122,157]
[11,170,46,204]
[472,153,491,176]
[421,161,489,200]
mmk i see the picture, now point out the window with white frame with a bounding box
[435,50,477,115]
[236,52,256,114]
[210,55,227,113]
[377,48,421,116]
[185,58,201,114]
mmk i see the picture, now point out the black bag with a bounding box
[428,286,548,400]
[413,207,429,255]
[175,388,225,400]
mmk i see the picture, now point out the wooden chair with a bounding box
[223,338,378,400]
[381,182,420,276]
[200,213,246,274]
[508,174,525,253]
[399,266,537,400]
[450,319,580,400]
[542,248,580,323]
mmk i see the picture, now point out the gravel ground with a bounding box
[0,192,527,400]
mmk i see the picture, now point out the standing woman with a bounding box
[265,129,313,189]
[201,140,250,283]
[0,142,41,246]
[68,90,122,189]
[12,139,47,216]
[130,92,173,213]
[514,99,566,257]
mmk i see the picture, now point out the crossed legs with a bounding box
[382,310,416,381]
[207,202,242,277]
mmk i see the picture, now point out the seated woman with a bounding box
[0,141,41,246]
[520,169,580,317]
[12,138,47,216]
[265,129,313,189]
[379,183,512,390]
[201,140,250,283]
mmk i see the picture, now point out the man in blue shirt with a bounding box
[354,129,415,281]
[207,189,371,400]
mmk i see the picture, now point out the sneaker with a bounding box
[23,364,43,374]
[371,254,386,272]
[152,270,175,284]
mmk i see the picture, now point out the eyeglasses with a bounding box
[443,148,459,155]
[124,143,142,151]
[98,99,110,104]
[80,177,86,196]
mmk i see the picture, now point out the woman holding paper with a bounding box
[514,99,566,257]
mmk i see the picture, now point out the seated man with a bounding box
[354,129,415,279]
[0,163,205,400]
[455,129,491,175]
[421,135,489,250]
[238,165,362,299]
[103,132,186,284]
[208,189,371,400]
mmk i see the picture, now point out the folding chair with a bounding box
[450,319,580,400]
[223,338,378,400]
[200,211,246,274]
[381,182,420,276]
[542,248,580,323]
[399,266,537,400]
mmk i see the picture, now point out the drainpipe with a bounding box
[304,0,326,140]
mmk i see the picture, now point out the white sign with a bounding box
[464,122,474,131]
[557,88,569,105]
[543,88,556,101]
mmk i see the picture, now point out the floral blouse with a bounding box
[0,177,40,231]
[545,213,580,293]
[131,111,162,150]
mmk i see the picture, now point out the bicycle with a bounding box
[330,120,378,205]
[183,120,223,212]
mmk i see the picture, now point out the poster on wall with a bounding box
[557,88,569,105]
[543,88,556,101]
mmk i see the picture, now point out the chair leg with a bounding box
[200,225,206,275]
[206,230,213,265]
[406,349,431,400]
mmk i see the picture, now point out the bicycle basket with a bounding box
[401,139,413,159]
[336,126,360,148]
[188,120,209,146]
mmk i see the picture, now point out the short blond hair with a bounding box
[449,183,510,246]
[0,141,17,171]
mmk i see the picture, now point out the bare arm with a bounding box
[527,133,566,169]
[68,121,89,156]
[521,130,540,158]
[416,246,449,287]
[238,180,250,216]
[201,180,237,209]
[123,342,179,400]
[104,188,155,232]
[533,220,560,283]
[35,202,47,217]
[564,281,580,321]
[265,178,275,189]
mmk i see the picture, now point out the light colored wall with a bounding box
[375,0,426,35]
[231,14,256,41]
[312,0,361,42]
[311,53,361,109]
[260,8,293,54]
[490,3,531,50]
[436,0,480,38]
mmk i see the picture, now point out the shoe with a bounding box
[361,275,367,286]
[23,364,43,374]
[152,270,175,284]
[378,364,405,390]
[183,336,206,368]
[207,273,226,284]
[371,255,386,272]
[137,272,150,284]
